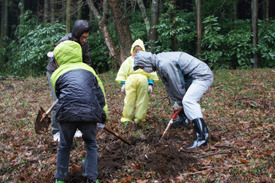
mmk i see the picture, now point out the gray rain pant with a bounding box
[182,79,213,120]
[46,71,58,134]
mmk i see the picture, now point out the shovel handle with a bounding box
[160,108,183,142]
[45,99,58,114]
[160,119,173,141]
[172,108,183,120]
[103,126,131,145]
[40,99,58,122]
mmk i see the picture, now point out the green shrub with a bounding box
[89,30,113,73]
[154,1,196,54]
[7,10,66,76]
[200,16,228,69]
[257,20,275,68]
[200,16,274,69]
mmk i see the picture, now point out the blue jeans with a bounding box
[55,122,98,181]
[46,71,58,134]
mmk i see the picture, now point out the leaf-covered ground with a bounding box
[0,69,274,182]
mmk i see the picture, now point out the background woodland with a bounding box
[0,0,274,76]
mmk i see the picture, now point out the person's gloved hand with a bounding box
[148,85,153,93]
[173,102,182,111]
[121,84,125,93]
[97,123,105,130]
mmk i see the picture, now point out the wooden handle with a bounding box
[103,126,131,145]
[40,99,58,122]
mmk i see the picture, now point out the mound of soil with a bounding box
[98,135,197,180]
[62,133,197,182]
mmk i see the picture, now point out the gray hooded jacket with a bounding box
[134,51,213,104]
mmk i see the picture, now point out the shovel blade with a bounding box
[34,107,51,134]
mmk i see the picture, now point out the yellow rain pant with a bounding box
[121,74,149,123]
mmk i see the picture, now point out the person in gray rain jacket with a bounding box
[46,20,92,141]
[134,51,214,149]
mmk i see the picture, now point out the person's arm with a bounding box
[82,42,92,66]
[115,57,131,83]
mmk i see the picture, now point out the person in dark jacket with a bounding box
[46,20,92,141]
[51,40,108,183]
[134,51,214,149]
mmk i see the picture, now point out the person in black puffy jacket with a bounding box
[46,20,92,140]
[51,40,108,183]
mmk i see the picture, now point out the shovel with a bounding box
[34,99,58,134]
[103,126,131,145]
[34,99,131,145]
[159,108,183,142]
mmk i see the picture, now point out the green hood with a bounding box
[54,40,82,66]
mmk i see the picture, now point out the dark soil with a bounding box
[62,132,197,182]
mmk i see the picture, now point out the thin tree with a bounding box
[232,0,238,21]
[66,0,71,33]
[150,0,160,52]
[108,0,133,64]
[19,0,25,25]
[251,0,258,68]
[1,0,8,39]
[0,0,8,63]
[263,0,269,22]
[86,0,119,68]
[196,0,202,57]
[77,0,82,20]
[44,0,49,23]
[137,0,150,39]
[171,0,178,51]
[50,0,55,24]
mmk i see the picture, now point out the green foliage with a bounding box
[257,20,275,68]
[128,11,147,41]
[200,16,227,69]
[154,1,196,54]
[0,36,10,74]
[88,30,112,73]
[200,16,275,69]
[201,0,239,22]
[7,10,66,76]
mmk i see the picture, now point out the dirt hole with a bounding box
[63,134,197,182]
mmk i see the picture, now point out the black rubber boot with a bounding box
[171,110,189,128]
[186,118,209,149]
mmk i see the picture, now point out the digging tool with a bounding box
[35,99,131,145]
[34,99,58,134]
[103,126,131,145]
[159,108,183,142]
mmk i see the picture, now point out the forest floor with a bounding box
[0,69,274,182]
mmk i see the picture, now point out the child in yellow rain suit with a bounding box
[115,39,159,124]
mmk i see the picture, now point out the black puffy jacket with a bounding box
[51,40,108,124]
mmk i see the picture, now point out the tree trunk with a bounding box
[77,0,82,20]
[150,0,160,52]
[251,0,258,68]
[263,0,269,22]
[1,0,8,39]
[108,0,132,64]
[19,0,25,25]
[232,0,238,21]
[171,0,178,51]
[86,0,119,68]
[137,0,150,40]
[50,0,55,24]
[44,0,48,23]
[66,0,71,33]
[196,0,202,57]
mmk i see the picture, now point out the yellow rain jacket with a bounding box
[115,39,159,122]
